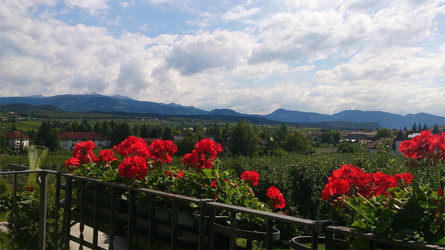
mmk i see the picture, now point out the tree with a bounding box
[283,131,313,154]
[79,120,92,132]
[411,123,417,133]
[231,120,259,156]
[111,123,131,146]
[375,128,393,140]
[36,121,59,151]
[320,132,333,145]
[208,124,223,143]
[433,124,440,134]
[162,126,174,140]
[177,133,198,156]
[276,123,288,143]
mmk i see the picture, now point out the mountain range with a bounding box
[1,94,444,129]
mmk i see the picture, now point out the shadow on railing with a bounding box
[0,168,444,250]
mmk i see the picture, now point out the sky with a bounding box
[1,0,445,117]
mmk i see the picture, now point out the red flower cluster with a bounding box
[267,186,286,209]
[113,136,150,158]
[210,179,219,188]
[399,130,445,165]
[166,169,184,180]
[95,149,117,164]
[112,136,177,179]
[64,140,96,168]
[321,164,413,200]
[118,155,147,180]
[240,170,259,186]
[182,139,222,169]
[147,139,177,164]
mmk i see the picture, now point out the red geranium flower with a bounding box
[182,138,222,169]
[95,149,117,164]
[113,136,150,158]
[166,169,184,180]
[64,157,80,168]
[240,170,259,186]
[210,179,218,188]
[147,139,177,164]
[73,141,96,164]
[267,186,286,209]
[118,155,147,180]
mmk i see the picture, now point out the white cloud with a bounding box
[165,30,256,75]
[64,0,109,15]
[1,0,445,117]
[223,6,260,21]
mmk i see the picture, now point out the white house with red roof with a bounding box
[5,130,30,151]
[57,132,110,150]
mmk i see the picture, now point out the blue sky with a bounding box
[1,0,445,116]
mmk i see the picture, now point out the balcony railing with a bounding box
[0,167,443,249]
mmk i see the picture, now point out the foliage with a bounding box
[230,120,259,156]
[375,128,393,140]
[0,189,62,249]
[337,142,366,153]
[283,131,314,154]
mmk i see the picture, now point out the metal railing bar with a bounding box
[93,182,99,248]
[69,235,107,250]
[206,202,316,227]
[325,225,445,249]
[38,171,48,250]
[148,194,155,249]
[229,211,237,249]
[198,199,213,249]
[208,206,216,250]
[126,190,135,249]
[63,175,73,249]
[79,180,85,249]
[171,198,179,249]
[109,187,116,250]
[266,218,273,249]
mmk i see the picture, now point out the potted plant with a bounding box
[64,136,285,248]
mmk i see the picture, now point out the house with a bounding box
[57,132,110,150]
[5,130,30,151]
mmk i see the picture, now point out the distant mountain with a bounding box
[264,109,445,129]
[264,108,330,122]
[1,94,207,115]
[0,103,64,113]
[209,109,245,116]
[1,94,443,129]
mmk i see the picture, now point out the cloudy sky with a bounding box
[1,0,445,116]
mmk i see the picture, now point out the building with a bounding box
[5,130,30,151]
[57,132,110,150]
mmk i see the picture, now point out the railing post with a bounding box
[199,199,214,249]
[266,218,273,250]
[63,176,73,249]
[171,199,179,249]
[39,171,48,250]
[229,211,237,249]
[208,206,216,250]
[325,230,334,250]
[148,194,155,249]
[313,220,331,250]
[127,189,136,249]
